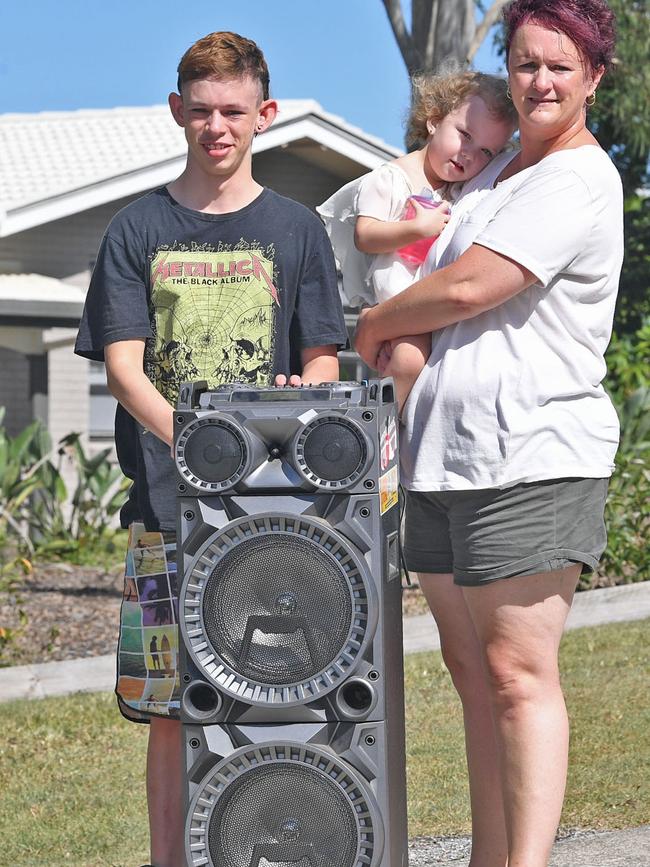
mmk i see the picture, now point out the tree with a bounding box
[381,0,511,75]
[587,0,650,330]
[588,0,650,195]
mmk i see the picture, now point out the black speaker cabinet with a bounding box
[174,380,407,867]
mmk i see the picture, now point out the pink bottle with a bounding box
[397,194,441,266]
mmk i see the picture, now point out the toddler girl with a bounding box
[318,71,517,408]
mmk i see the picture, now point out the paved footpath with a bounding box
[404,579,650,655]
[2,581,648,704]
[409,826,650,865]
[1,581,648,866]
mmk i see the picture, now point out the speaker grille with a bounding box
[176,416,248,492]
[295,415,369,490]
[188,743,376,867]
[202,534,353,684]
[182,515,370,705]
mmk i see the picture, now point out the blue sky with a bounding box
[2,0,502,149]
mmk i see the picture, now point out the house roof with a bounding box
[0,101,401,238]
[0,274,86,326]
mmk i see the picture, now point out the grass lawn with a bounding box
[0,620,648,866]
[406,618,650,837]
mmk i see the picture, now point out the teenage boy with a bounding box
[75,31,346,867]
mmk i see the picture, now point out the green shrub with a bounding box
[0,413,129,559]
[0,413,130,658]
[605,318,650,405]
[598,320,650,583]
[598,386,650,583]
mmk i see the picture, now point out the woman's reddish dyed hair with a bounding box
[503,0,616,74]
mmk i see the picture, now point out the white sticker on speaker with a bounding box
[379,465,399,514]
[380,414,397,471]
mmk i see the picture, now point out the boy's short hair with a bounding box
[176,31,270,101]
[406,69,518,150]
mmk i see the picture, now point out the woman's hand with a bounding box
[354,307,384,369]
[376,341,393,376]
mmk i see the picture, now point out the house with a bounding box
[0,101,400,456]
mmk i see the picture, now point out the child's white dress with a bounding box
[318,163,446,308]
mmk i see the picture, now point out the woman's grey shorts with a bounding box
[403,477,609,585]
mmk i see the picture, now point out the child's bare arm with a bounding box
[354,200,450,254]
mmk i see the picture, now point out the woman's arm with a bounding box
[354,243,537,368]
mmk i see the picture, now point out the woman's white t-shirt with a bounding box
[400,146,624,491]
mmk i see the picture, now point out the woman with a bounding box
[355,1,621,865]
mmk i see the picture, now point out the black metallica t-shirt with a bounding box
[75,187,346,531]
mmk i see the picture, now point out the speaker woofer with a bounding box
[294,415,370,490]
[187,743,378,867]
[181,515,372,706]
[176,416,248,492]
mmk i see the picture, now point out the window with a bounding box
[89,360,116,438]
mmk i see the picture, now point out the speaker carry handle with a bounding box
[178,379,209,411]
[249,841,316,867]
[240,615,320,669]
[380,378,395,406]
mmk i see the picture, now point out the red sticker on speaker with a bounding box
[380,414,397,471]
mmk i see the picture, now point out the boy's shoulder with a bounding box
[261,188,325,227]
[104,187,171,238]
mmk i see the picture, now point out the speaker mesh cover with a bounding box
[202,534,352,684]
[295,416,368,490]
[188,744,375,867]
[182,515,370,705]
[176,416,248,492]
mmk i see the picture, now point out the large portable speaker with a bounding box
[174,380,407,867]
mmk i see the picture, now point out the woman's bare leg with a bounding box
[462,565,580,867]
[420,573,508,867]
[147,716,185,867]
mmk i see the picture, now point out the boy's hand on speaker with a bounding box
[274,373,302,387]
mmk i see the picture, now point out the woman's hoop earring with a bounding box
[586,92,596,107]
[506,85,512,101]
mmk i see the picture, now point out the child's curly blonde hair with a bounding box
[406,70,518,151]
